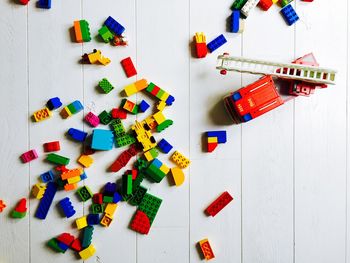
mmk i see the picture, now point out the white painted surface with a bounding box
[0,1,348,263]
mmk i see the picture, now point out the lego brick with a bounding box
[170,167,185,186]
[32,183,46,199]
[122,174,133,195]
[153,111,166,125]
[91,129,114,150]
[111,108,127,119]
[79,244,96,260]
[66,174,81,184]
[71,238,82,252]
[91,204,104,214]
[207,142,218,152]
[207,34,227,53]
[130,210,151,234]
[129,186,147,206]
[64,183,78,191]
[87,213,100,225]
[110,119,126,137]
[98,78,114,94]
[121,57,137,78]
[82,226,94,249]
[144,148,159,161]
[241,0,259,17]
[279,0,292,7]
[100,213,113,227]
[21,149,38,163]
[259,0,273,10]
[35,182,57,219]
[76,216,88,229]
[138,193,162,225]
[57,233,75,246]
[280,4,299,26]
[85,112,100,127]
[205,191,233,217]
[38,0,51,9]
[61,168,82,180]
[131,121,157,151]
[206,131,227,143]
[104,16,125,36]
[98,110,112,125]
[47,238,65,253]
[40,170,55,183]
[43,141,60,152]
[104,203,118,216]
[231,0,248,10]
[171,151,190,169]
[82,49,111,65]
[109,148,133,172]
[77,186,93,202]
[59,197,76,218]
[138,100,150,113]
[121,98,138,114]
[68,128,87,142]
[46,153,70,165]
[61,100,83,119]
[80,20,91,42]
[93,193,103,204]
[230,10,240,33]
[46,97,62,110]
[165,95,175,106]
[0,200,6,212]
[98,25,114,43]
[198,238,215,260]
[194,32,207,58]
[115,134,136,147]
[77,154,93,168]
[11,198,27,218]
[156,101,166,111]
[156,119,174,132]
[74,20,83,43]
[157,138,173,153]
[103,195,114,203]
[159,164,170,175]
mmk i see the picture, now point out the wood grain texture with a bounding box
[0,0,348,263]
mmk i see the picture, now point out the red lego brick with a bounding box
[258,0,273,11]
[55,165,69,173]
[111,108,127,119]
[205,191,233,217]
[121,57,137,78]
[57,233,75,246]
[196,43,208,58]
[150,85,160,96]
[130,210,150,235]
[92,193,103,204]
[70,238,82,252]
[109,145,138,172]
[19,0,30,4]
[14,198,27,213]
[43,141,61,152]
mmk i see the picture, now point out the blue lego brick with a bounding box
[151,158,162,169]
[80,172,87,180]
[104,16,125,36]
[230,10,240,33]
[35,182,57,219]
[91,129,114,150]
[113,192,122,203]
[280,4,299,26]
[242,113,253,122]
[57,241,69,252]
[138,100,150,113]
[71,100,84,113]
[46,97,62,110]
[207,34,227,53]
[87,214,100,225]
[38,0,51,9]
[206,131,227,144]
[104,182,117,195]
[68,128,88,142]
[232,92,242,101]
[59,197,76,218]
[165,95,175,106]
[157,138,173,154]
[40,170,55,183]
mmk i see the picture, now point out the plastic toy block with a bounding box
[82,226,94,249]
[170,167,185,186]
[112,192,122,203]
[198,238,215,260]
[91,204,104,214]
[104,203,118,216]
[156,101,166,111]
[98,25,114,43]
[231,0,248,9]
[19,0,29,5]
[207,141,218,152]
[43,141,60,152]
[57,233,75,246]
[98,78,114,94]
[144,148,159,161]
[74,20,91,42]
[48,238,65,253]
[46,153,70,165]
[138,193,162,225]
[91,129,114,150]
[93,193,103,204]
[11,198,27,218]
[60,100,83,118]
[194,32,207,58]
[110,119,126,137]
[64,183,78,191]
[35,182,57,219]
[145,82,175,105]
[241,0,259,17]
[131,121,157,151]
[0,200,6,212]
[230,10,240,33]
[129,186,147,206]
[121,98,138,114]
[130,210,151,234]
[111,108,127,119]
[153,111,166,125]
[98,110,112,125]
[100,213,113,227]
[68,128,87,142]
[138,100,150,113]
[122,174,133,195]
[109,145,137,172]
[159,164,170,175]
[165,95,175,106]
[21,149,38,163]
[104,182,117,195]
[40,170,55,183]
[279,0,292,7]
[57,241,69,253]
[61,168,82,180]
[171,151,190,169]
[115,134,136,148]
[87,213,100,225]
[207,34,227,53]
[104,16,125,36]
[259,0,273,10]
[67,175,81,185]
[77,154,93,168]
[112,35,128,46]
[46,97,62,110]
[59,197,76,218]
[121,57,137,78]
[84,112,99,128]
[38,0,51,9]
[71,238,82,252]
[76,216,88,229]
[157,138,173,154]
[33,107,52,122]
[207,131,227,143]
[103,195,114,203]
[156,119,174,132]
[144,116,157,130]
[77,186,93,202]
[280,4,299,26]
[205,191,233,217]
[79,244,96,260]
[82,49,111,66]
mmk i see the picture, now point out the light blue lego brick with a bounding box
[71,100,84,112]
[91,129,114,150]
[151,158,162,169]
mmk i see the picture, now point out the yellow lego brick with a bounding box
[67,175,81,185]
[156,101,166,111]
[153,111,166,125]
[195,32,206,43]
[88,50,100,63]
[135,79,148,91]
[159,91,169,101]
[31,183,46,199]
[170,167,185,186]
[171,151,190,169]
[208,137,218,143]
[144,151,155,161]
[79,244,96,260]
[104,203,118,217]
[33,107,52,122]
[272,0,278,3]
[159,164,170,175]
[144,116,157,130]
[76,216,88,230]
[123,83,138,97]
[78,154,94,168]
[100,213,113,227]
[98,56,111,66]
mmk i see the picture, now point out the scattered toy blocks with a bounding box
[104,16,125,36]
[198,238,215,260]
[205,191,233,217]
[74,20,91,43]
[46,97,62,110]
[194,32,207,58]
[59,197,76,218]
[21,149,38,163]
[91,129,114,150]
[280,4,299,26]
[121,57,137,78]
[43,141,60,152]
[11,198,27,218]
[171,151,190,169]
[143,148,159,161]
[121,98,138,114]
[207,34,227,53]
[35,182,57,219]
[33,107,52,122]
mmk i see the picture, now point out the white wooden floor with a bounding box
[0,0,349,262]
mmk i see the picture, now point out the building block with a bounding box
[35,182,57,219]
[156,119,174,132]
[231,0,248,9]
[60,100,83,118]
[112,35,128,46]
[32,183,46,199]
[79,244,96,260]
[121,57,137,78]
[153,111,166,125]
[207,34,227,53]
[207,131,227,143]
[57,233,75,247]
[230,10,240,33]
[38,0,51,9]
[121,98,138,114]
[194,32,207,58]
[71,238,82,252]
[100,213,113,227]
[198,238,215,260]
[145,82,175,105]
[109,144,138,172]
[98,78,114,94]
[21,149,38,163]
[78,154,94,168]
[0,200,6,213]
[259,0,273,10]
[115,134,136,148]
[40,170,55,183]
[59,197,76,218]
[91,204,104,214]
[87,213,100,225]
[11,198,27,218]
[46,97,62,110]
[98,25,114,43]
[76,216,88,229]
[82,226,94,249]
[130,210,151,234]
[131,121,156,151]
[85,112,100,127]
[46,153,70,165]
[47,238,66,253]
[157,138,173,154]
[123,79,149,97]
[171,151,190,169]
[170,167,185,186]
[98,110,112,125]
[138,100,150,113]
[205,191,233,217]
[279,0,292,7]
[110,119,126,137]
[241,0,259,17]
[93,193,103,204]
[43,141,60,152]
[74,20,91,43]
[129,186,147,206]
[91,129,114,150]
[122,174,133,195]
[82,49,111,66]
[61,168,82,180]
[144,148,159,161]
[19,0,29,5]
[104,203,118,216]
[138,193,162,225]
[77,186,93,202]
[111,108,127,119]
[280,4,299,26]
[68,128,88,142]
[104,16,125,36]
[103,195,114,203]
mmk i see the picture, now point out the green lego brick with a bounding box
[121,192,133,201]
[55,177,66,189]
[91,204,104,214]
[156,89,165,99]
[134,158,149,171]
[131,105,139,115]
[46,153,70,165]
[98,25,113,43]
[149,148,159,158]
[82,226,94,248]
[47,238,66,253]
[280,0,292,7]
[103,195,114,203]
[115,134,136,148]
[146,82,155,92]
[110,119,125,137]
[156,119,173,133]
[77,186,93,202]
[129,185,147,206]
[11,210,26,218]
[138,193,162,225]
[80,20,91,42]
[67,103,78,114]
[132,172,145,192]
[98,78,114,94]
[98,110,112,125]
[231,0,248,10]
[145,164,166,183]
[122,174,133,195]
